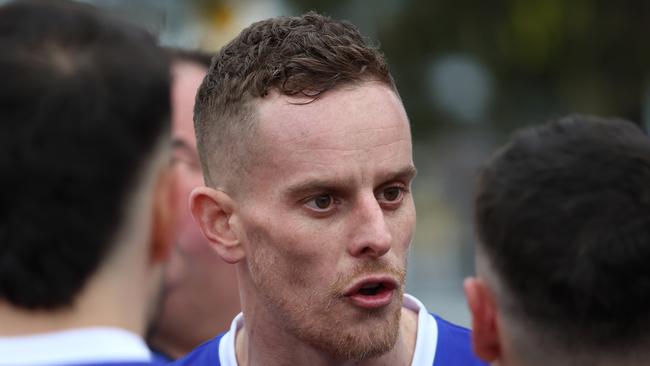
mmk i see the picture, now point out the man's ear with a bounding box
[150,167,177,264]
[190,186,245,264]
[464,276,501,363]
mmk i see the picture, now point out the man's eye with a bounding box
[305,194,335,211]
[378,186,405,204]
[384,187,402,201]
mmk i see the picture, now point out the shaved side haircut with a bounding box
[194,12,396,191]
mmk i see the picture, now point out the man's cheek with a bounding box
[277,246,323,288]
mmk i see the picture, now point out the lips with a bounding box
[342,275,399,309]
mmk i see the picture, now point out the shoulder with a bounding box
[170,333,225,366]
[430,314,487,366]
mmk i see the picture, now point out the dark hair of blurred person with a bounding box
[0,0,174,365]
[146,48,240,362]
[467,115,650,366]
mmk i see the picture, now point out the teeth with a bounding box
[361,283,380,289]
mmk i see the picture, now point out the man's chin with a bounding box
[300,298,403,361]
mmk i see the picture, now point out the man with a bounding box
[148,49,240,362]
[175,12,485,366]
[467,115,650,366]
[0,1,174,365]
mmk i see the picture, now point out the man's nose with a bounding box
[347,194,392,259]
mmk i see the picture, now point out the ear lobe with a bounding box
[151,167,177,263]
[464,277,501,362]
[190,186,245,264]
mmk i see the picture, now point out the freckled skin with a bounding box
[233,82,417,364]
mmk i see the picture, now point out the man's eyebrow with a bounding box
[388,165,418,182]
[285,165,418,197]
[374,165,418,186]
[285,178,353,198]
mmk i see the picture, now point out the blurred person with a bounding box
[147,49,240,362]
[0,0,174,365]
[175,12,486,366]
[467,115,650,366]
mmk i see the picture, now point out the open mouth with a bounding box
[343,276,398,309]
[358,282,389,296]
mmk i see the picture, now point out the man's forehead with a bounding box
[242,82,414,194]
[254,83,410,147]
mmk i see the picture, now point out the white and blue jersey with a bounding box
[0,327,164,366]
[172,294,486,366]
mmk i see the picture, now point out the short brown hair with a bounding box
[194,11,396,189]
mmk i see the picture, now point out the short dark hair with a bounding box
[0,0,170,309]
[475,115,650,352]
[194,11,396,189]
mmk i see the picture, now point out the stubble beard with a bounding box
[294,285,404,361]
[248,244,406,362]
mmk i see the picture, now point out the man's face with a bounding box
[151,61,240,353]
[235,82,416,360]
[170,61,206,255]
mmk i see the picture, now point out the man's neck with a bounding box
[235,306,418,366]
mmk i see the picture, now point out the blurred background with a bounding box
[12,0,650,326]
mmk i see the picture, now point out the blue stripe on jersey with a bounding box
[170,333,224,366]
[431,314,487,366]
